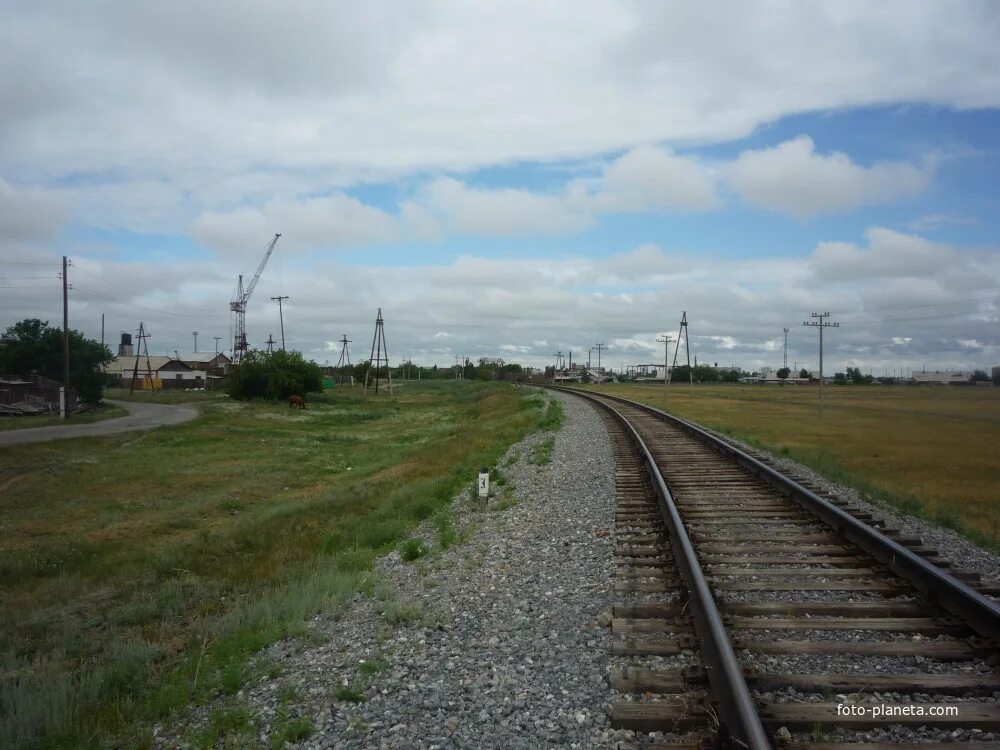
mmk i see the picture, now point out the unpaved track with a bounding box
[0,399,198,447]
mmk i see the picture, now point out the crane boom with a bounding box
[244,232,281,304]
[230,232,281,364]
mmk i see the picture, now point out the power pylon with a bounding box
[783,327,789,369]
[364,308,392,395]
[265,334,276,354]
[668,312,692,388]
[336,334,352,384]
[129,322,154,394]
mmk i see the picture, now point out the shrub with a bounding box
[399,538,428,562]
[227,349,324,401]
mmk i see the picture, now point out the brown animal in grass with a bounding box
[288,395,306,409]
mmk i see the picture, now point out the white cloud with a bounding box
[191,193,433,255]
[906,213,978,232]
[420,178,593,237]
[811,227,955,281]
[729,137,930,218]
[2,3,998,223]
[4,230,996,374]
[590,145,719,213]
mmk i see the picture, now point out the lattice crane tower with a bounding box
[230,232,281,364]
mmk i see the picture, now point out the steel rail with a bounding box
[564,388,772,750]
[560,387,1000,641]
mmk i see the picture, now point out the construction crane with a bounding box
[230,232,281,364]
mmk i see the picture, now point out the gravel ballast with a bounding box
[156,390,629,749]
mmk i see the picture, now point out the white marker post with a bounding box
[478,467,490,499]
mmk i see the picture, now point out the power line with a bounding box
[71,284,228,320]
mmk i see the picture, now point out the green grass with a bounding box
[0,380,555,749]
[582,382,1000,548]
[399,538,429,561]
[0,402,128,432]
[529,436,556,465]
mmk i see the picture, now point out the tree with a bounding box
[0,318,112,403]
[799,368,810,379]
[776,367,791,381]
[833,371,847,384]
[846,366,874,385]
[970,369,989,383]
[227,349,324,400]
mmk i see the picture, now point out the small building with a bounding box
[111,356,205,386]
[179,352,232,376]
[911,370,972,385]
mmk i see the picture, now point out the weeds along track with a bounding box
[559,387,1000,750]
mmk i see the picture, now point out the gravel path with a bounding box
[156,390,628,749]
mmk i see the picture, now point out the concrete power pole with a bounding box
[594,342,606,371]
[803,312,839,414]
[270,296,290,350]
[656,334,674,387]
[61,256,70,420]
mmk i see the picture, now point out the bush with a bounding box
[227,349,324,401]
[399,538,428,562]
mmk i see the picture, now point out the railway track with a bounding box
[555,387,1000,750]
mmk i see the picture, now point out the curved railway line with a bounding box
[555,387,1000,750]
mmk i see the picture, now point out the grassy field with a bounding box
[0,403,128,432]
[582,383,1000,545]
[1,381,558,749]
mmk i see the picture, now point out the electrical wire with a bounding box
[71,284,228,320]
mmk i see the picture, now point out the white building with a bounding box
[911,370,972,385]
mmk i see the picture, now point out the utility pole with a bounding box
[656,334,674,387]
[783,327,789,369]
[364,308,392,395]
[193,331,199,353]
[61,256,70,419]
[101,313,105,350]
[270,296,289,350]
[336,334,352,384]
[129,322,153,395]
[803,312,839,414]
[669,312,693,388]
[594,342,606,371]
[265,334,276,354]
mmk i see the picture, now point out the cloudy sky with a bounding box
[2,1,999,374]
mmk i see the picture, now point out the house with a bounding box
[110,356,205,386]
[179,352,232,376]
